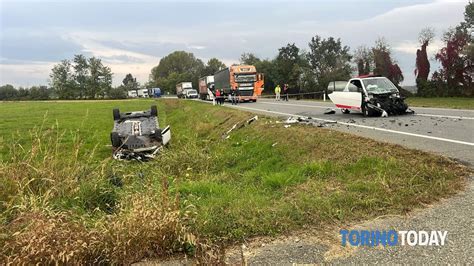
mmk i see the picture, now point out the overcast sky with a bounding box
[0,0,468,87]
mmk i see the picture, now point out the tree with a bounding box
[108,85,128,99]
[122,73,139,96]
[434,29,471,94]
[29,86,51,100]
[353,45,372,76]
[0,84,18,100]
[203,58,226,76]
[149,51,204,94]
[416,28,435,84]
[307,35,352,91]
[73,54,89,98]
[240,53,261,65]
[274,43,304,90]
[372,38,404,86]
[86,57,112,99]
[49,55,112,99]
[50,59,74,99]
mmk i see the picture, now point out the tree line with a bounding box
[1,2,472,100]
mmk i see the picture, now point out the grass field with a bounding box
[406,97,474,110]
[0,99,469,264]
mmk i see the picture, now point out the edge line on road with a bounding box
[226,105,474,147]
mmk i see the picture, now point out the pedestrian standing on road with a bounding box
[215,89,222,105]
[235,89,240,105]
[283,84,289,101]
[275,85,281,101]
[232,89,239,105]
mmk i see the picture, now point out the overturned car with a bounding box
[110,105,170,160]
[327,76,414,117]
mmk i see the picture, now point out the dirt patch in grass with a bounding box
[0,99,469,263]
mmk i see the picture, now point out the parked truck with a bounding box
[213,65,264,102]
[198,75,215,100]
[176,82,198,98]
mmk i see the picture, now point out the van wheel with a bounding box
[113,108,121,120]
[362,105,375,117]
[150,105,158,116]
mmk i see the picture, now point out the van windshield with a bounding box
[363,78,399,94]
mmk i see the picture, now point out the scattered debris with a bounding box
[284,125,291,128]
[317,121,337,127]
[389,119,396,123]
[222,116,259,139]
[247,115,258,125]
[347,119,356,123]
[324,108,336,115]
[272,142,278,147]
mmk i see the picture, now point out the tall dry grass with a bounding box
[0,123,205,264]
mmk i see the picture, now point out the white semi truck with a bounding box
[176,82,198,99]
[198,75,215,100]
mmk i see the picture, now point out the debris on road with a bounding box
[317,121,337,127]
[324,108,336,115]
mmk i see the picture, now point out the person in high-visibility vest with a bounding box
[275,85,281,101]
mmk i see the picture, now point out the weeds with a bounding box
[0,99,469,264]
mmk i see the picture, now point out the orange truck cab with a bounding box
[214,65,264,102]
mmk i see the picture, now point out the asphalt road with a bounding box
[227,99,474,165]
[210,99,474,264]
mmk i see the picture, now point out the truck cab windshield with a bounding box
[235,74,256,82]
[363,78,399,94]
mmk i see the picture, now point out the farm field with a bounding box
[0,99,468,264]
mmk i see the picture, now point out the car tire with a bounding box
[154,129,162,141]
[150,105,158,116]
[111,132,121,148]
[113,108,121,120]
[362,105,370,117]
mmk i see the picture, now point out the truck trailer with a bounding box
[198,75,215,100]
[213,65,264,102]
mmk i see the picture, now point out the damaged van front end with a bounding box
[364,92,413,117]
[328,76,414,117]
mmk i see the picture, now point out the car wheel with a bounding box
[113,108,121,120]
[154,129,162,141]
[362,105,371,117]
[111,132,121,148]
[150,105,158,116]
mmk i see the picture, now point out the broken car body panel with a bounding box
[327,77,413,117]
[111,105,170,160]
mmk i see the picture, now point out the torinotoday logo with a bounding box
[340,230,448,247]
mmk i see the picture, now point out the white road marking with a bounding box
[227,105,474,147]
[258,101,331,109]
[415,113,474,120]
[258,101,474,119]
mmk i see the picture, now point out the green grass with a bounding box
[0,99,469,263]
[406,97,474,109]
